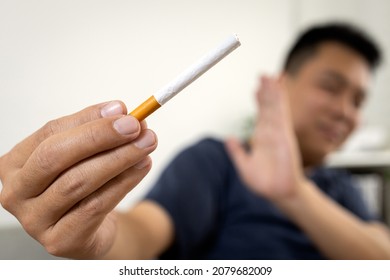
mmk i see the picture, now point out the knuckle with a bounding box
[0,192,9,211]
[79,195,106,217]
[41,119,61,140]
[0,153,14,182]
[56,168,88,199]
[40,227,75,257]
[43,236,68,257]
[45,243,63,257]
[20,212,41,238]
[34,142,60,174]
[42,230,89,258]
[0,188,17,212]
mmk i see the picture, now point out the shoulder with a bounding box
[182,137,226,156]
[174,137,230,167]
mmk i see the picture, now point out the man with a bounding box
[1,23,390,259]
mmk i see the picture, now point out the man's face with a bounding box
[282,42,372,166]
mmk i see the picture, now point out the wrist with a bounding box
[272,178,315,214]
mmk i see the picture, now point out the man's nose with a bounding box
[332,94,356,123]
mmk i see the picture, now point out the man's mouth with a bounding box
[318,123,345,144]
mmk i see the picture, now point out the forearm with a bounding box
[102,201,174,260]
[277,180,390,259]
[102,211,141,260]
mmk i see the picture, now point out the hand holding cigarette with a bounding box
[130,34,241,121]
[0,35,240,259]
[0,101,157,259]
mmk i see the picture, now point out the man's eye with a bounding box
[318,82,340,94]
[353,96,364,109]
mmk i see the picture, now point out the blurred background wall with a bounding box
[0,0,389,258]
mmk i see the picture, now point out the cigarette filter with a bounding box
[130,34,241,121]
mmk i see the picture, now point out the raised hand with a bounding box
[226,76,304,202]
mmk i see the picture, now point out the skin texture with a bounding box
[285,42,369,166]
[1,42,390,259]
[0,101,160,258]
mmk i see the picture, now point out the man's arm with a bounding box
[102,201,174,259]
[226,76,390,259]
[277,180,390,259]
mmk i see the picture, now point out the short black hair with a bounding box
[283,23,382,74]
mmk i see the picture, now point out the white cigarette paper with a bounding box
[154,34,241,105]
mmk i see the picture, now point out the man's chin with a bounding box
[301,146,332,168]
[298,135,341,167]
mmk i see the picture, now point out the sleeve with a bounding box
[337,171,378,221]
[144,138,229,259]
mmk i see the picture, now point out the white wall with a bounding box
[1,0,389,228]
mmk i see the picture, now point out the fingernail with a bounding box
[134,130,156,149]
[134,157,151,169]
[113,116,139,135]
[101,101,124,117]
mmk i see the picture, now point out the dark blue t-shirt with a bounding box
[145,138,374,259]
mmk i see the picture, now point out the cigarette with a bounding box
[130,34,241,121]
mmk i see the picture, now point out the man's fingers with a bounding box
[41,160,152,258]
[26,131,157,228]
[14,114,141,198]
[256,76,283,112]
[140,120,148,130]
[6,101,127,170]
[254,76,293,134]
